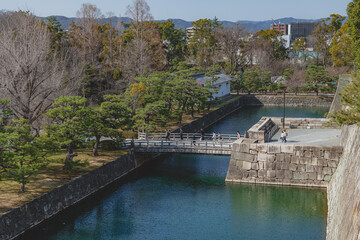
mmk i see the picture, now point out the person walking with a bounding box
[237,130,241,139]
[280,130,284,143]
[165,129,170,141]
[192,134,197,146]
[212,132,216,141]
[218,132,223,141]
[283,129,288,143]
[200,128,205,141]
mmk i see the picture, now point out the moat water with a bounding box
[19,106,329,240]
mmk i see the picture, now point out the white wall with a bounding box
[213,82,231,98]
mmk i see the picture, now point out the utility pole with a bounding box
[283,90,286,129]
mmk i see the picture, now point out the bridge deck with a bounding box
[123,139,234,155]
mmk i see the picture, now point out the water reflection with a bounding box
[17,106,328,240]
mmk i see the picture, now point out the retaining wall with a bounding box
[0,151,157,240]
[242,95,333,106]
[226,141,342,187]
[176,95,332,134]
[326,125,360,240]
[174,97,245,133]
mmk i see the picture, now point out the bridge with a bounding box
[121,132,242,156]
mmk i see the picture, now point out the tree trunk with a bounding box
[93,135,101,156]
[21,182,25,192]
[64,143,77,172]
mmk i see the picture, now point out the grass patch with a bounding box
[0,148,128,215]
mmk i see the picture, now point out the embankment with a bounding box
[0,151,158,240]
[326,125,360,240]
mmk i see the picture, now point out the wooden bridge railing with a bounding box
[121,139,233,151]
[138,132,241,141]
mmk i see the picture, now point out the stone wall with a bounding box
[242,95,333,107]
[327,125,360,240]
[247,118,278,142]
[329,74,352,114]
[0,151,157,240]
[173,97,245,133]
[226,141,342,187]
[270,117,338,129]
[175,95,332,134]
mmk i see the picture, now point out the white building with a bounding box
[192,72,232,99]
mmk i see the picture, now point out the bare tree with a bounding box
[125,0,153,78]
[0,12,66,128]
[73,3,103,63]
[214,25,248,72]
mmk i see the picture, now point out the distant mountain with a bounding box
[41,15,324,32]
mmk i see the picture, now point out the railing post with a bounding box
[205,141,207,149]
[161,140,163,147]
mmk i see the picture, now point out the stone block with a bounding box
[306,165,314,173]
[249,170,258,178]
[239,143,250,153]
[276,154,285,162]
[259,162,264,170]
[300,172,309,180]
[284,170,292,179]
[304,150,312,158]
[257,144,268,153]
[323,167,332,175]
[328,160,338,168]
[267,154,276,162]
[268,145,281,154]
[295,151,302,157]
[232,143,240,152]
[314,166,323,173]
[293,172,301,180]
[240,170,248,178]
[249,143,257,150]
[300,157,310,165]
[284,154,291,163]
[243,161,252,170]
[312,150,321,158]
[311,158,318,166]
[258,170,266,178]
[291,156,300,164]
[267,170,276,178]
[308,172,316,180]
[229,160,236,166]
[239,152,254,162]
[298,165,306,172]
[324,175,332,181]
[281,162,290,170]
[251,163,259,170]
[317,173,324,181]
[317,158,328,167]
[275,162,282,170]
[258,153,267,161]
[276,170,285,179]
[289,163,297,171]
[250,150,258,155]
[280,144,294,153]
[236,160,243,168]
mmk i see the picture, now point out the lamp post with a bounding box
[283,90,286,129]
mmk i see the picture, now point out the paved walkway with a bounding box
[270,128,342,146]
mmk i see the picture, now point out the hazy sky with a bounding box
[1,0,351,21]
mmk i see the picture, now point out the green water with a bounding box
[18,106,329,240]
